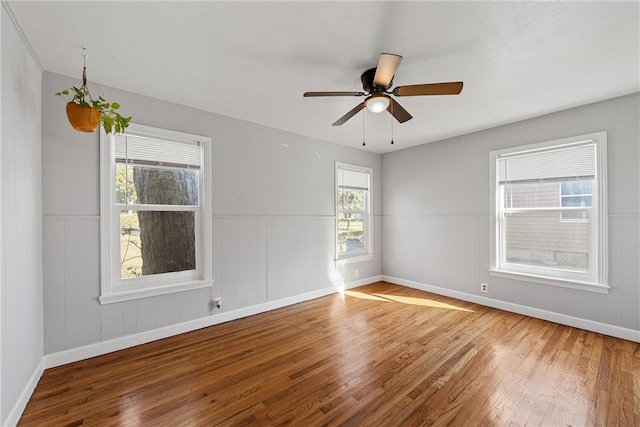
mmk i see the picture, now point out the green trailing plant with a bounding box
[56,85,131,134]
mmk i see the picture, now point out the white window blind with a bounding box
[115,133,201,170]
[337,167,370,190]
[498,141,596,184]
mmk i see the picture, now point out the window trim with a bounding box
[489,131,608,293]
[335,162,374,264]
[99,123,213,304]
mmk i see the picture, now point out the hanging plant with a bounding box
[55,50,131,134]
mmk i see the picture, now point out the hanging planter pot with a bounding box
[55,49,131,134]
[65,102,101,132]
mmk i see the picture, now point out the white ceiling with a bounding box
[6,1,640,154]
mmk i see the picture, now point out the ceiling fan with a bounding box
[303,53,463,126]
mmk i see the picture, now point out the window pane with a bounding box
[561,195,592,207]
[504,211,589,271]
[116,164,198,206]
[337,187,365,211]
[561,180,592,196]
[337,212,364,254]
[503,182,560,209]
[116,164,137,204]
[120,211,196,279]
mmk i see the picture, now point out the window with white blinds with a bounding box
[114,133,201,170]
[100,123,213,304]
[489,132,608,292]
[335,162,373,262]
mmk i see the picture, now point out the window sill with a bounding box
[335,254,375,265]
[489,269,609,294]
[99,279,214,304]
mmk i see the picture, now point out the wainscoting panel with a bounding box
[43,215,340,354]
[62,219,101,350]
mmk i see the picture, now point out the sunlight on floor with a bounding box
[345,290,475,312]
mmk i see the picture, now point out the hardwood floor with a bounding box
[20,282,639,426]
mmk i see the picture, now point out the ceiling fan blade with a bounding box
[332,103,365,126]
[304,91,365,97]
[373,53,403,87]
[387,98,413,123]
[393,81,463,97]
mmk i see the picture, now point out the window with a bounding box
[489,132,608,292]
[335,162,373,263]
[100,124,212,303]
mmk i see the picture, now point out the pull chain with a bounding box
[390,101,395,145]
[362,110,366,146]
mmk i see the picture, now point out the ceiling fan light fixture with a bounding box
[365,95,390,113]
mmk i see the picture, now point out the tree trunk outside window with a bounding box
[133,168,198,275]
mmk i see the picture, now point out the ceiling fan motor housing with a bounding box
[361,68,392,93]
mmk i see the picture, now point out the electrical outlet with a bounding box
[480,283,488,293]
[213,297,222,309]
[355,269,360,278]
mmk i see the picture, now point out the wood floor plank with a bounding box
[19,282,640,426]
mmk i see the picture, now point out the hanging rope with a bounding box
[81,48,88,89]
[125,132,129,211]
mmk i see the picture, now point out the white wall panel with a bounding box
[122,300,138,336]
[211,217,223,305]
[476,218,491,287]
[291,218,307,296]
[198,287,213,318]
[221,218,238,311]
[63,220,101,349]
[617,218,640,330]
[512,281,567,314]
[266,217,285,301]
[136,298,156,333]
[314,218,336,289]
[486,276,514,303]
[380,217,404,279]
[1,7,43,423]
[404,218,425,282]
[566,288,598,322]
[155,293,182,329]
[302,219,318,293]
[257,219,268,301]
[180,289,201,322]
[236,218,259,307]
[100,302,123,341]
[456,218,480,295]
[43,220,65,353]
[280,218,295,298]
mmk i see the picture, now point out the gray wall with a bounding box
[381,93,639,334]
[42,71,381,354]
[1,6,43,423]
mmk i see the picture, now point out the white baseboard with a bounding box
[3,357,46,427]
[383,275,640,343]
